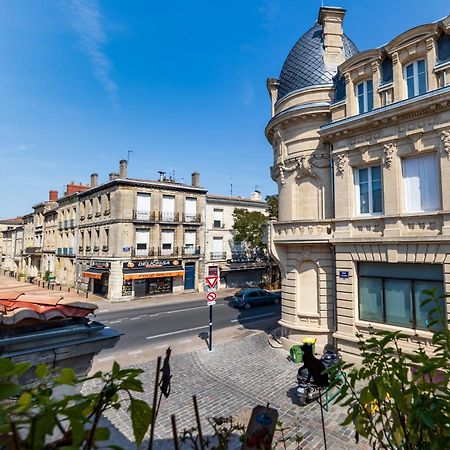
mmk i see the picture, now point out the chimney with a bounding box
[119,159,127,179]
[90,173,98,187]
[191,171,200,187]
[49,190,58,201]
[65,183,88,196]
[251,190,262,201]
[318,6,347,68]
[109,172,119,181]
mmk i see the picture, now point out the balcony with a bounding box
[210,252,226,260]
[133,210,156,221]
[159,246,179,256]
[25,246,42,254]
[183,246,201,256]
[183,213,201,223]
[160,212,179,222]
[132,247,155,257]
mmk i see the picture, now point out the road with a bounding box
[94,293,281,357]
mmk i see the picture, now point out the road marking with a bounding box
[230,312,277,323]
[130,316,143,320]
[165,304,225,314]
[97,356,114,362]
[98,309,110,313]
[146,325,208,340]
[128,349,144,356]
[110,320,122,324]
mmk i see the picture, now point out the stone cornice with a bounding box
[320,86,450,142]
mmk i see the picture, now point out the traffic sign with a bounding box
[205,275,218,289]
[206,291,217,302]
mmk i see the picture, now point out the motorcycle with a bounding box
[296,344,340,406]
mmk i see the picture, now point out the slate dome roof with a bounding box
[277,22,358,101]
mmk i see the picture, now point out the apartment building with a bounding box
[266,7,450,358]
[0,217,24,276]
[205,193,269,289]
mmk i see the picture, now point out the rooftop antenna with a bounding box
[127,149,133,164]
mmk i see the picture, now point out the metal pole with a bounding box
[209,304,213,351]
[148,356,162,450]
[192,395,205,450]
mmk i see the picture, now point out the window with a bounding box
[356,79,373,114]
[402,154,440,212]
[405,60,426,98]
[136,193,151,220]
[213,209,223,228]
[358,262,445,330]
[185,197,197,222]
[211,237,224,259]
[161,230,174,255]
[184,231,196,254]
[162,195,175,221]
[355,166,382,215]
[135,229,149,256]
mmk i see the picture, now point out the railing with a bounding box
[133,210,156,221]
[25,246,42,254]
[132,247,156,257]
[160,212,179,222]
[159,246,179,256]
[183,213,201,223]
[183,246,201,256]
[210,252,226,260]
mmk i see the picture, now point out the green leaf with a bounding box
[121,378,143,393]
[94,427,110,441]
[55,368,76,385]
[0,382,20,400]
[129,397,152,448]
[35,364,49,379]
[0,358,15,376]
[112,361,120,377]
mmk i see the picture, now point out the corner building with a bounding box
[266,7,450,358]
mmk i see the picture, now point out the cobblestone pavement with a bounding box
[85,332,370,450]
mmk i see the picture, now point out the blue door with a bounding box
[184,263,195,290]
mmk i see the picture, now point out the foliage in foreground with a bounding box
[328,290,450,450]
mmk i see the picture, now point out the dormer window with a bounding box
[356,80,373,114]
[405,60,426,98]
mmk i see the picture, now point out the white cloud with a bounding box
[66,0,118,103]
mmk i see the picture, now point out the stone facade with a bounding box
[205,193,268,289]
[266,7,450,358]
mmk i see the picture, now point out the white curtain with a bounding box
[137,193,151,212]
[161,230,174,245]
[212,237,223,253]
[185,198,197,215]
[162,196,175,213]
[403,154,439,212]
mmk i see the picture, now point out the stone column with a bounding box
[345,73,356,116]
[372,60,381,109]
[392,52,404,102]
[426,37,437,91]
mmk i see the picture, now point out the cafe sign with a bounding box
[123,259,182,269]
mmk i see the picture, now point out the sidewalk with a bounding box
[84,332,370,450]
[0,275,236,314]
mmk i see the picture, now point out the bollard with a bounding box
[52,284,55,290]
[85,290,89,299]
[60,285,62,291]
[47,282,50,289]
[68,287,70,292]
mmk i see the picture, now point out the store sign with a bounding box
[123,259,182,269]
[91,261,111,269]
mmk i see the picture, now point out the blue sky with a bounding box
[0,0,448,217]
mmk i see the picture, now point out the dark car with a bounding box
[231,288,281,309]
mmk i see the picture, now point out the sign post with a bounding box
[205,276,218,351]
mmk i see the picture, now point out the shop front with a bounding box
[219,256,269,289]
[82,261,110,297]
[122,259,184,298]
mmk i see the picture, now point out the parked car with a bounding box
[230,288,281,309]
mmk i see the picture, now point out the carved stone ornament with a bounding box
[441,130,450,159]
[383,142,396,169]
[296,156,317,181]
[336,153,348,176]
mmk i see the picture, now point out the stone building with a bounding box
[205,192,268,289]
[0,218,24,276]
[266,6,450,358]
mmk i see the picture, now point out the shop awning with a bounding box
[82,268,109,279]
[123,269,184,281]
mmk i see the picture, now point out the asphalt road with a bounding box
[94,294,281,355]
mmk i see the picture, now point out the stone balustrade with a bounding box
[272,220,333,243]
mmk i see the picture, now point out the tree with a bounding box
[265,195,278,220]
[232,208,267,251]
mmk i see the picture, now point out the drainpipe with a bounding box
[330,144,338,349]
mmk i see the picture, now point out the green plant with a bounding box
[328,290,450,450]
[0,359,152,449]
[44,270,51,281]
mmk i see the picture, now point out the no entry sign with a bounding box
[206,291,217,304]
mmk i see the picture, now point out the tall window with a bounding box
[402,154,440,213]
[357,79,373,114]
[136,193,151,220]
[161,230,174,255]
[184,231,196,254]
[355,166,382,215]
[185,197,197,222]
[135,228,149,256]
[212,237,224,259]
[213,209,223,228]
[162,195,176,221]
[405,60,426,98]
[358,262,445,330]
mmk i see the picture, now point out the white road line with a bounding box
[165,304,225,314]
[97,356,114,362]
[110,320,122,324]
[98,309,110,313]
[146,325,208,340]
[130,316,142,320]
[128,349,144,356]
[230,312,277,323]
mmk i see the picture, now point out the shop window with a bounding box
[356,79,373,114]
[402,154,440,213]
[404,59,427,98]
[358,262,445,330]
[355,166,383,215]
